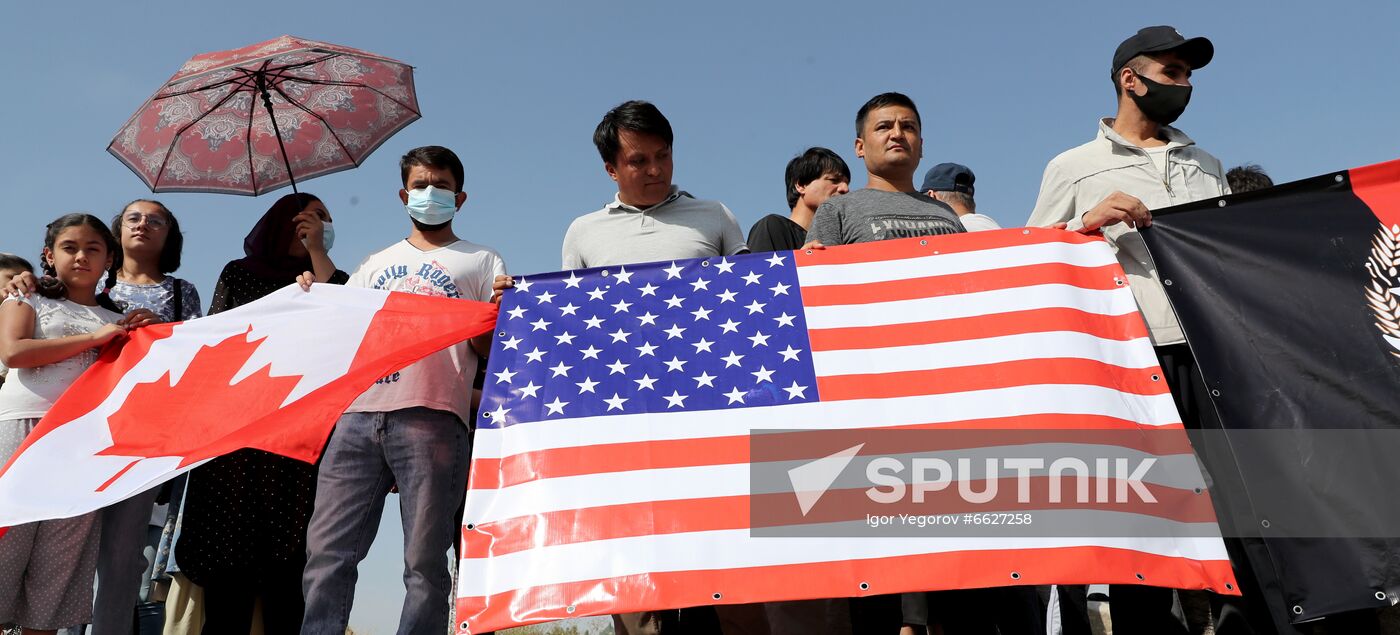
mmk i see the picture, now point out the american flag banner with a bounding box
[457,228,1238,633]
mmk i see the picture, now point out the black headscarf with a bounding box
[230,192,320,280]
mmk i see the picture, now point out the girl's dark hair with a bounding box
[38,213,123,313]
[112,199,183,273]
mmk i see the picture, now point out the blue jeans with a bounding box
[300,407,470,635]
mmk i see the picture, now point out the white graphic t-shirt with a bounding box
[345,239,507,423]
[0,295,123,421]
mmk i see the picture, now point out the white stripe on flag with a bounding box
[811,331,1158,375]
[795,241,1120,287]
[800,284,1139,330]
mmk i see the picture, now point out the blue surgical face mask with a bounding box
[405,186,458,226]
[300,220,335,252]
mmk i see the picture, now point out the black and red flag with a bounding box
[1143,159,1400,626]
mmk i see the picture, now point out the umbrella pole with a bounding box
[256,73,298,194]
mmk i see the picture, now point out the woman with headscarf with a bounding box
[174,193,346,635]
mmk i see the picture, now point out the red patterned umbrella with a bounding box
[108,36,420,196]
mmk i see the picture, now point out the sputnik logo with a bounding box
[97,326,302,469]
[787,443,864,516]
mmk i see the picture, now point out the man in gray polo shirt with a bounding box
[560,100,746,269]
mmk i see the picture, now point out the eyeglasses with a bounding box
[122,213,169,230]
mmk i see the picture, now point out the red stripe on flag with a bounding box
[1350,158,1400,228]
[456,547,1237,633]
[800,263,1127,307]
[816,358,1168,401]
[807,307,1148,351]
[793,227,1105,267]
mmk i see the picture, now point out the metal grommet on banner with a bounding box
[1151,374,1160,381]
[1225,583,1235,591]
[566,605,576,614]
[920,240,928,246]
[1194,487,1203,494]
[1115,278,1125,286]
[1136,573,1145,581]
[461,621,469,630]
[1293,605,1304,615]
[1022,229,1031,235]
[1261,519,1271,528]
[1010,572,1021,580]
[702,261,710,267]
[859,582,870,591]
[805,249,813,255]
[1377,591,1389,601]
[1218,199,1227,207]
[1163,279,1173,286]
[1211,389,1221,397]
[465,523,474,530]
[601,269,610,277]
[1336,174,1345,183]
[497,331,506,337]
[713,592,723,600]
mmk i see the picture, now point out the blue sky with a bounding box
[4,1,1399,632]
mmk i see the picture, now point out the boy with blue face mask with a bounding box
[298,145,506,635]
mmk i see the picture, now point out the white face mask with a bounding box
[300,221,334,252]
[405,186,458,225]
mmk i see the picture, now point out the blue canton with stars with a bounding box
[478,251,818,428]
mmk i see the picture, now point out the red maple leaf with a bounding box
[98,327,303,468]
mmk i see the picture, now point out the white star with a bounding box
[524,347,547,363]
[554,331,576,345]
[584,315,605,329]
[604,393,629,411]
[716,289,738,303]
[535,290,556,304]
[663,356,688,372]
[690,278,711,292]
[634,374,658,390]
[664,295,685,309]
[773,312,796,327]
[779,345,802,362]
[506,306,528,320]
[531,318,552,331]
[493,367,516,384]
[562,272,583,289]
[515,277,534,292]
[579,345,602,360]
[745,300,767,315]
[609,328,632,343]
[765,253,786,267]
[611,299,632,313]
[718,319,741,334]
[783,381,809,400]
[742,271,762,286]
[549,361,573,377]
[488,405,510,421]
[519,381,542,398]
[715,258,736,274]
[501,336,522,350]
[724,387,747,404]
[586,287,607,301]
[664,324,687,340]
[575,377,600,394]
[607,359,630,375]
[612,266,633,284]
[664,262,684,279]
[638,283,659,297]
[637,312,659,326]
[663,390,689,409]
[693,371,717,388]
[722,351,745,367]
[692,338,715,353]
[636,341,659,357]
[752,366,776,383]
[544,397,569,416]
[691,306,712,321]
[769,282,791,296]
[559,303,579,316]
[748,331,771,347]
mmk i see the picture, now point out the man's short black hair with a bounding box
[1226,164,1274,193]
[785,147,851,209]
[400,146,466,193]
[593,100,674,165]
[0,253,33,274]
[856,92,921,138]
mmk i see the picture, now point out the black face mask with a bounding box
[1129,72,1192,126]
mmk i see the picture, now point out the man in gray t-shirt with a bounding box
[808,92,964,247]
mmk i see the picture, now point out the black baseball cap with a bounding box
[1112,26,1214,75]
[921,163,975,196]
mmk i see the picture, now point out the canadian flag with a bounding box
[0,285,497,530]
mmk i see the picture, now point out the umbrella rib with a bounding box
[269,84,358,167]
[280,77,420,115]
[263,53,338,76]
[151,86,247,191]
[156,75,249,101]
[245,75,259,195]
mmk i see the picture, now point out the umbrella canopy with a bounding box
[108,35,420,196]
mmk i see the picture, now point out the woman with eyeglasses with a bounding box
[1,199,200,635]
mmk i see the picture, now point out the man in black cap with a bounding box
[920,162,1002,231]
[1027,26,1265,635]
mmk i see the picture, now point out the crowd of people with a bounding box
[2,21,1343,635]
